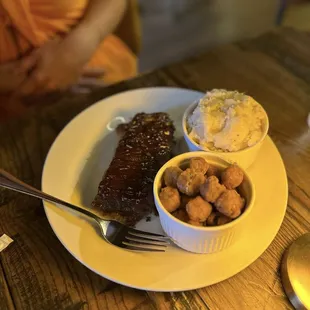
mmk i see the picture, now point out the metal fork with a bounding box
[0,169,169,252]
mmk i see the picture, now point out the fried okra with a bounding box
[189,157,209,175]
[200,176,226,203]
[188,219,204,226]
[159,186,181,212]
[206,212,232,226]
[215,190,245,219]
[177,168,205,196]
[221,165,244,189]
[172,208,189,222]
[206,165,221,178]
[164,166,183,188]
[186,196,212,222]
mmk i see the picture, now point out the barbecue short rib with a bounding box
[92,113,175,226]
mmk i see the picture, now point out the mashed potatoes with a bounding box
[187,89,267,152]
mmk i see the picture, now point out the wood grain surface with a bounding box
[1,27,310,310]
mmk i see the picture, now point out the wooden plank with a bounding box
[147,291,209,310]
[0,262,15,310]
[238,28,310,84]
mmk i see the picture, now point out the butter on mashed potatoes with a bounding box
[187,89,267,152]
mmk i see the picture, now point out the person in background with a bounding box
[0,0,138,97]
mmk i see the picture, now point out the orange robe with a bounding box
[0,0,137,84]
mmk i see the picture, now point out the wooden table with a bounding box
[0,27,309,310]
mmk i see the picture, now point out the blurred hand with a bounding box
[70,67,106,94]
[19,28,104,95]
[0,61,27,94]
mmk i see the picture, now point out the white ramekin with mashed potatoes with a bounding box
[183,89,269,169]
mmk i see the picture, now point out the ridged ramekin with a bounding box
[182,101,269,170]
[153,152,255,254]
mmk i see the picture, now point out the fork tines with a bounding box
[129,228,169,238]
[122,229,170,252]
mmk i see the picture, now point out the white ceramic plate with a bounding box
[42,87,288,291]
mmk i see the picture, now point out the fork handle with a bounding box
[0,169,100,221]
